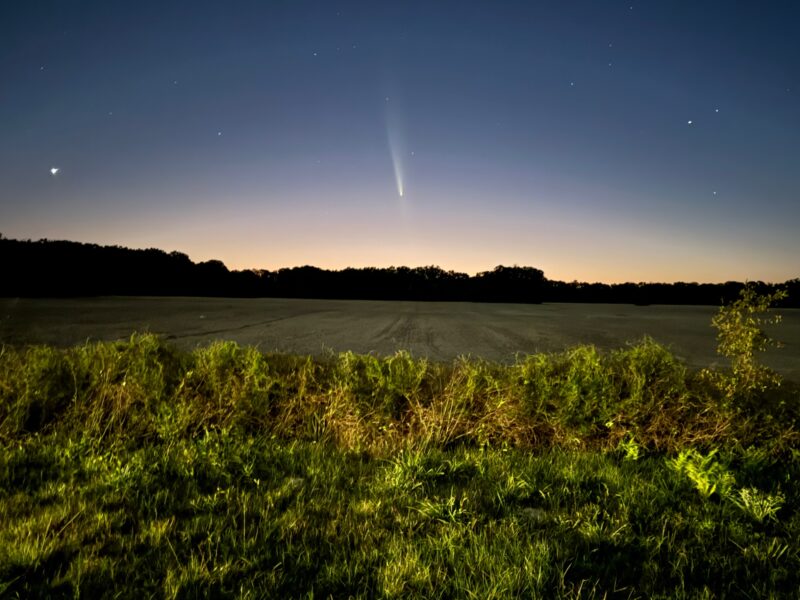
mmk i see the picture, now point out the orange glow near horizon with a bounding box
[4,176,797,286]
[6,203,798,285]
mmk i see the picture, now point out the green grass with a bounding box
[1,334,799,598]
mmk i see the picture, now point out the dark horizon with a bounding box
[5,233,800,287]
[3,236,798,307]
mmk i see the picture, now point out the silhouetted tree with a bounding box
[0,237,796,306]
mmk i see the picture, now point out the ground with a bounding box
[2,297,798,379]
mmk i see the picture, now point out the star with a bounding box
[713,191,718,195]
[50,167,59,176]
[217,131,222,136]
[715,108,719,113]
[570,81,575,86]
[687,120,693,125]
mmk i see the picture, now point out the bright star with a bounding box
[50,167,60,175]
[687,120,693,125]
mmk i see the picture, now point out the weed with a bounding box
[731,487,785,523]
[667,448,736,499]
[617,434,641,461]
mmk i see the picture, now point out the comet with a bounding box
[388,130,404,197]
[386,100,406,199]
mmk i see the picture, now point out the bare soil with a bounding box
[2,297,798,378]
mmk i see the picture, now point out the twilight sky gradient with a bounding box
[2,1,799,283]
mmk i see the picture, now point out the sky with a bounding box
[1,1,798,283]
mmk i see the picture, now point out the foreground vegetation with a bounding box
[1,291,799,597]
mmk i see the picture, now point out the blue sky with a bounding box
[2,1,798,282]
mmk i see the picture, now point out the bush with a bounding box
[704,285,788,404]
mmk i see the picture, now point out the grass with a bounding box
[1,329,799,598]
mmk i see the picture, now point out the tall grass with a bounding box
[1,333,797,454]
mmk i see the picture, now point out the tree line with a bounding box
[2,236,798,306]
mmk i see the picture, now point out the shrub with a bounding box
[704,285,788,404]
[611,337,688,408]
[515,346,615,432]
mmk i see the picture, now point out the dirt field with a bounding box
[1,297,798,379]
